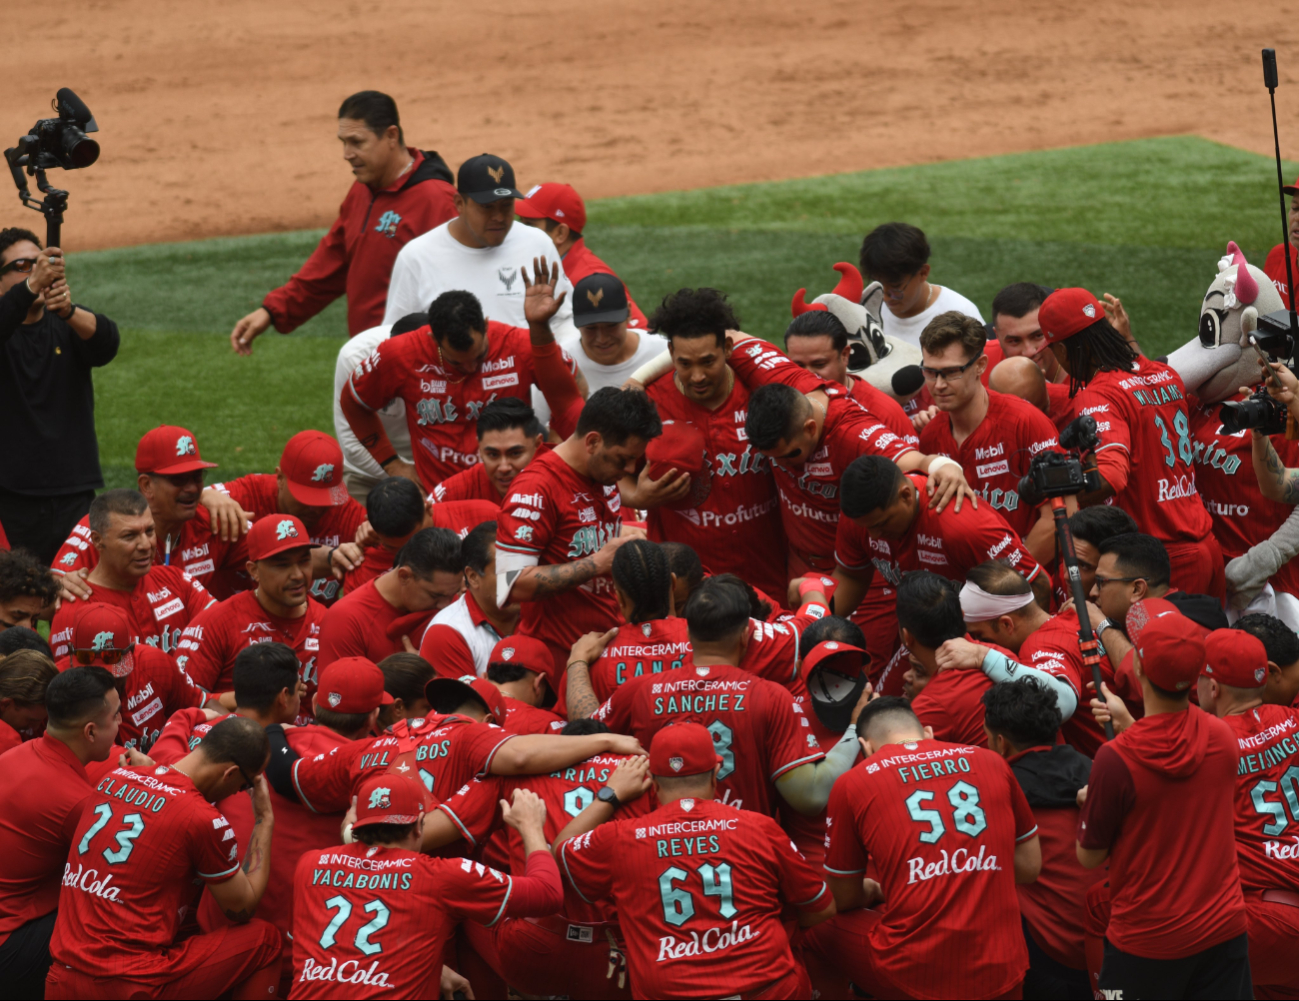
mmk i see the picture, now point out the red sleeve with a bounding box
[590,681,636,734]
[190,805,242,882]
[457,722,516,779]
[176,604,228,693]
[51,518,95,576]
[766,817,831,909]
[432,856,516,927]
[728,339,825,394]
[292,740,364,814]
[261,208,351,333]
[1077,743,1134,850]
[949,506,1043,584]
[503,849,564,916]
[181,573,215,618]
[420,624,480,680]
[1077,385,1131,495]
[834,517,875,574]
[149,707,208,765]
[212,475,278,520]
[823,775,868,875]
[317,601,365,669]
[437,776,507,848]
[556,825,615,903]
[347,338,406,413]
[531,340,584,439]
[496,474,558,565]
[763,684,825,778]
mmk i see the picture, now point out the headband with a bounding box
[959,581,1035,622]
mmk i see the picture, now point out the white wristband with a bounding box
[630,350,674,386]
[926,455,960,475]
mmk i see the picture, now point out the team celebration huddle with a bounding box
[5,87,1299,1001]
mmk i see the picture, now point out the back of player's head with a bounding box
[232,643,300,713]
[785,310,848,351]
[0,549,60,607]
[462,521,497,575]
[1066,505,1138,549]
[1098,533,1170,590]
[561,718,610,736]
[660,542,703,592]
[575,387,663,447]
[391,312,428,336]
[840,455,905,519]
[197,715,270,774]
[0,649,58,707]
[857,696,924,743]
[0,626,50,657]
[612,539,672,624]
[745,383,810,451]
[477,397,544,440]
[397,527,462,580]
[366,477,425,539]
[802,615,866,651]
[88,489,148,535]
[427,290,486,351]
[338,90,402,143]
[649,288,739,347]
[1060,316,1139,390]
[896,572,964,650]
[965,560,1032,598]
[981,680,1062,749]
[684,576,750,645]
[1235,613,1299,669]
[709,573,772,620]
[919,311,986,363]
[860,222,930,284]
[45,666,116,730]
[377,652,435,705]
[486,661,530,684]
[991,282,1053,321]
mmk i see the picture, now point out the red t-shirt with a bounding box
[728,340,919,569]
[1018,609,1109,758]
[291,713,515,814]
[561,238,650,328]
[347,322,574,486]
[496,448,624,660]
[317,577,405,670]
[290,843,513,999]
[558,797,829,999]
[592,662,825,817]
[1190,398,1299,595]
[909,667,993,748]
[50,764,243,982]
[1078,708,1247,959]
[1222,704,1299,893]
[431,462,501,505]
[919,390,1058,538]
[1077,359,1213,545]
[835,473,1044,590]
[1264,242,1295,307]
[52,506,248,600]
[49,565,214,662]
[643,375,788,600]
[824,740,1036,999]
[501,696,564,735]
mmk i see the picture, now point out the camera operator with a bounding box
[0,229,118,565]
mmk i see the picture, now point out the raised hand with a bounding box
[522,257,567,327]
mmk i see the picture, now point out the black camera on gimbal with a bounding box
[1017,414,1103,505]
[4,88,100,247]
[1218,309,1294,436]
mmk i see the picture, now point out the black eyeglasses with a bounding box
[1093,575,1143,588]
[0,258,37,277]
[921,353,984,383]
[236,767,256,792]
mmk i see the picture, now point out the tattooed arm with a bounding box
[1252,430,1299,504]
[498,535,637,603]
[206,775,275,923]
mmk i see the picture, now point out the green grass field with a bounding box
[68,135,1297,489]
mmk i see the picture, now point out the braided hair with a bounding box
[611,539,673,624]
[1063,318,1139,396]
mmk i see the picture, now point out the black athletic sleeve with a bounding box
[263,724,302,802]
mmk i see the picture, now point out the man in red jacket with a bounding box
[230,91,456,352]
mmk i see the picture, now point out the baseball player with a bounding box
[430,397,546,504]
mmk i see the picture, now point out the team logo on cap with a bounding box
[367,787,392,810]
[91,631,116,652]
[502,647,515,661]
[175,435,195,456]
[586,288,604,308]
[487,165,504,183]
[275,520,299,541]
[327,691,342,708]
[1083,303,1096,318]
[669,756,684,773]
[642,623,653,638]
[825,642,839,650]
[1256,667,1266,683]
[311,463,334,483]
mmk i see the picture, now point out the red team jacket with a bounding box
[262,149,457,336]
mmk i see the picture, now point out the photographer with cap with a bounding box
[0,228,119,564]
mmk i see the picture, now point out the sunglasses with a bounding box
[0,258,37,277]
[73,645,134,666]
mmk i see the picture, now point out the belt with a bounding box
[524,915,614,943]
[1262,888,1299,909]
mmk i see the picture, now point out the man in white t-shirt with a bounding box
[382,153,577,339]
[860,222,983,349]
[532,272,668,428]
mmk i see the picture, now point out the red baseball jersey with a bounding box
[1077,358,1213,545]
[290,843,512,999]
[835,473,1044,589]
[430,461,500,504]
[728,340,919,570]
[589,617,692,701]
[558,797,829,999]
[177,589,326,720]
[909,667,993,748]
[49,764,243,983]
[347,323,575,486]
[847,377,922,443]
[495,448,624,660]
[592,663,825,817]
[500,697,565,736]
[52,506,248,600]
[148,708,235,765]
[919,390,1058,538]
[291,713,515,814]
[1223,704,1299,893]
[49,565,214,662]
[317,577,406,670]
[1190,399,1299,595]
[1264,241,1296,307]
[643,375,789,601]
[824,740,1036,999]
[1018,609,1108,758]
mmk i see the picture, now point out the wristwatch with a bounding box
[1095,618,1116,644]
[596,786,622,810]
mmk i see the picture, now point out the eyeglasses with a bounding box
[73,645,134,666]
[921,354,984,383]
[236,767,256,792]
[1093,575,1143,588]
[879,272,920,296]
[0,258,37,277]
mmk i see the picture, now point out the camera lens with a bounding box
[60,127,99,169]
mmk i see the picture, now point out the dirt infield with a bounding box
[6,0,1298,251]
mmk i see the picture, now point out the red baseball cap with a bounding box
[1038,288,1104,345]
[246,515,312,561]
[425,675,508,726]
[1202,629,1269,689]
[134,425,218,475]
[650,721,723,778]
[487,636,557,689]
[645,421,712,510]
[515,182,586,233]
[279,431,349,507]
[799,640,867,686]
[353,773,425,829]
[1284,176,1299,195]
[70,604,135,677]
[317,657,394,714]
[1127,601,1204,692]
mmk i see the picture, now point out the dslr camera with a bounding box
[1017,414,1103,505]
[7,89,99,173]
[1218,309,1293,437]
